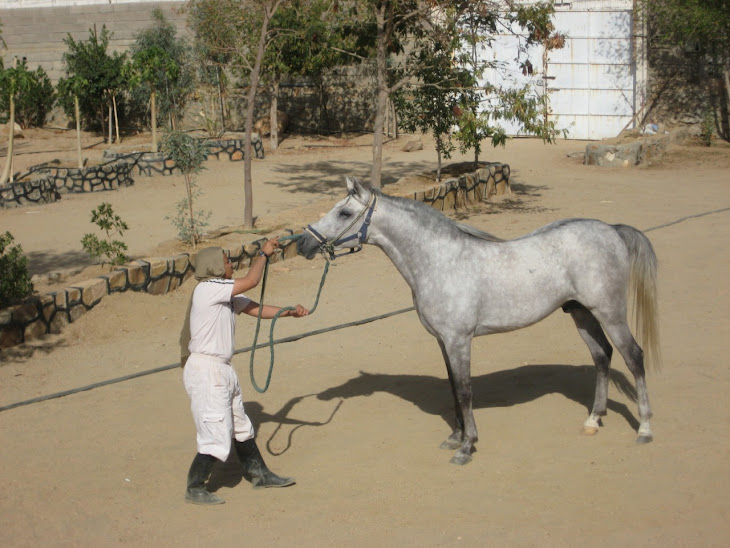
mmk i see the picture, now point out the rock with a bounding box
[4,122,24,138]
[583,136,668,167]
[402,139,424,152]
[253,111,289,136]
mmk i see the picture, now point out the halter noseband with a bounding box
[305,193,377,260]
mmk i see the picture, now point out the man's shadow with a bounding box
[207,395,342,491]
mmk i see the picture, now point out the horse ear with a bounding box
[346,176,368,198]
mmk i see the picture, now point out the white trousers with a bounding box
[183,353,255,461]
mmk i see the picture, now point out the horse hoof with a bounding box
[636,434,653,444]
[440,439,462,450]
[583,426,599,436]
[449,452,472,465]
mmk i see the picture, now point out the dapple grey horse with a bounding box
[297,177,661,465]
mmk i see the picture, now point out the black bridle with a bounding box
[304,194,377,260]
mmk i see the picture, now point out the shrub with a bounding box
[81,203,129,266]
[699,108,715,147]
[0,231,34,308]
[161,131,211,247]
[0,60,55,128]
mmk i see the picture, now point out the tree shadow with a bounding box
[316,364,639,432]
[266,157,484,194]
[25,249,94,276]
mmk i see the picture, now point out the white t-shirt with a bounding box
[187,279,252,362]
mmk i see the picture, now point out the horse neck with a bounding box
[369,197,462,288]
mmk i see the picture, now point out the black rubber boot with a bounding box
[185,453,225,505]
[235,438,296,489]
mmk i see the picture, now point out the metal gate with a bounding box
[480,7,637,140]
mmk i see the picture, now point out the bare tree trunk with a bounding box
[370,4,391,190]
[150,91,158,153]
[108,103,113,146]
[270,80,279,151]
[243,0,283,228]
[75,95,84,169]
[113,94,121,144]
[185,174,197,249]
[0,94,15,186]
[217,65,226,132]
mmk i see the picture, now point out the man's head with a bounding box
[194,246,228,281]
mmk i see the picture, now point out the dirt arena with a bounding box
[1,129,729,546]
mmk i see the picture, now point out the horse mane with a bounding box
[374,188,504,242]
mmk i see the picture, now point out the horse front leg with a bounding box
[437,340,464,450]
[438,337,476,465]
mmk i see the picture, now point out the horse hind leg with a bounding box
[565,303,613,435]
[598,317,654,443]
[438,338,477,465]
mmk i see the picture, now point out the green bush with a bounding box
[0,61,55,128]
[0,231,34,308]
[699,108,715,147]
[81,203,129,266]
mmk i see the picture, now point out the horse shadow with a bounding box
[208,364,638,490]
[315,364,639,431]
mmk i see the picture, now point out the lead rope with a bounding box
[249,234,330,393]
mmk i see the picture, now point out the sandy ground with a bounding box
[1,128,729,547]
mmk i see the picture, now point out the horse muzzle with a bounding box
[296,233,321,260]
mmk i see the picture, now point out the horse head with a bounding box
[297,176,377,260]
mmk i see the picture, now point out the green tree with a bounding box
[186,0,286,228]
[640,0,729,139]
[162,131,211,248]
[261,0,359,148]
[129,9,195,136]
[56,76,90,168]
[61,25,127,137]
[0,64,35,186]
[339,1,565,188]
[126,45,180,153]
[395,19,472,181]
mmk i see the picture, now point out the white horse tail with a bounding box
[613,224,663,371]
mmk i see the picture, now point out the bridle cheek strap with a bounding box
[305,194,377,260]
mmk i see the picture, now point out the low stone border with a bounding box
[0,163,509,350]
[414,162,511,209]
[0,135,265,209]
[101,134,265,177]
[0,159,134,209]
[0,235,300,349]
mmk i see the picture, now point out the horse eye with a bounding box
[339,210,352,219]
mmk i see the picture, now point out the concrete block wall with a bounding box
[0,163,510,350]
[0,1,187,84]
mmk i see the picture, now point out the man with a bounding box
[180,239,309,505]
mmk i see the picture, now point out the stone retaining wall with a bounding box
[0,163,510,350]
[0,176,59,209]
[101,135,264,177]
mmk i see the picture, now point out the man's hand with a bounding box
[261,237,280,257]
[288,304,310,318]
